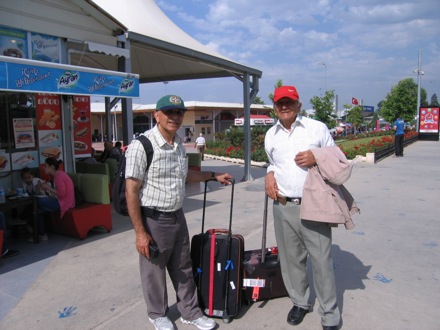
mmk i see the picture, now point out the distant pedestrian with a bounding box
[194,133,206,161]
[393,114,405,157]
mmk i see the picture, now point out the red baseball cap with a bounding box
[273,86,300,102]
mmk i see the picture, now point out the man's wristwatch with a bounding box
[211,171,216,181]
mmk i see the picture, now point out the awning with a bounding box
[86,41,130,58]
[0,55,139,97]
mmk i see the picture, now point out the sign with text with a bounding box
[419,107,439,133]
[13,118,35,148]
[72,95,92,156]
[0,55,139,97]
[362,105,374,112]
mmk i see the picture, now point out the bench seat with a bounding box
[49,173,112,240]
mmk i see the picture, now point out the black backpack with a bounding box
[112,135,154,216]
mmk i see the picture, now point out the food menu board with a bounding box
[35,94,63,175]
[0,150,11,172]
[419,107,439,133]
[13,118,35,148]
[11,150,39,170]
[36,94,62,131]
[72,95,92,156]
[38,130,62,147]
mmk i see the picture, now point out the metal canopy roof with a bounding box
[87,0,262,82]
[85,0,262,181]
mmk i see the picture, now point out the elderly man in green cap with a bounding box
[124,94,233,330]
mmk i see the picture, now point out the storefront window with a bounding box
[0,92,41,174]
[0,92,36,150]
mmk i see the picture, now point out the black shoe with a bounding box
[287,305,309,325]
[323,326,338,330]
[1,249,20,258]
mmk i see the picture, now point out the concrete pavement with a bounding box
[1,140,440,329]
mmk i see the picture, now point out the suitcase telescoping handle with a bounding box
[261,193,269,264]
[201,178,235,234]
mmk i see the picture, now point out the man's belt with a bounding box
[141,207,180,218]
[277,195,301,205]
[286,197,301,205]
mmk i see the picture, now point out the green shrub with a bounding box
[205,128,417,161]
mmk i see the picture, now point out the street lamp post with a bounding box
[113,104,118,142]
[319,62,327,92]
[413,49,424,132]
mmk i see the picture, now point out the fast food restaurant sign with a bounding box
[0,55,139,97]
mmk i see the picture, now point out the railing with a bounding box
[374,135,419,162]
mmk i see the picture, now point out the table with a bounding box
[0,196,39,243]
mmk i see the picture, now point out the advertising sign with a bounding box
[11,150,39,170]
[0,56,139,97]
[36,94,63,168]
[362,105,374,112]
[0,150,11,172]
[419,107,439,133]
[31,32,60,63]
[72,95,92,156]
[0,26,27,59]
[234,116,275,126]
[13,118,35,148]
[36,94,62,131]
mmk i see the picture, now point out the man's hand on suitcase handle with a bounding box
[211,172,234,185]
[265,171,279,201]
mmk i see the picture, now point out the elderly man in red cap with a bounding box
[125,94,233,330]
[264,86,340,330]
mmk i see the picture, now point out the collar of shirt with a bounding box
[274,115,305,134]
[151,124,182,149]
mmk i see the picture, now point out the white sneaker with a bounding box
[149,316,174,330]
[180,316,216,330]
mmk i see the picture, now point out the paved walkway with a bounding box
[1,141,440,329]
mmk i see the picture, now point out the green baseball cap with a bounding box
[156,95,187,111]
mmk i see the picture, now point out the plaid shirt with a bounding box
[125,125,188,212]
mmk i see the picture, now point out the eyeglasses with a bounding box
[275,100,297,108]
[162,109,185,116]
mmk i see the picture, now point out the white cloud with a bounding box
[154,0,440,109]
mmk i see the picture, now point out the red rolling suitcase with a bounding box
[191,178,244,324]
[243,194,288,302]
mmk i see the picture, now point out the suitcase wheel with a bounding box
[222,316,231,324]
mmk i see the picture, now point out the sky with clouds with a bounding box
[138,0,440,111]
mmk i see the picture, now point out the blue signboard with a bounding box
[362,105,374,112]
[0,55,139,98]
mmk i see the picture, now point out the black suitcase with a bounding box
[191,178,244,324]
[243,194,288,302]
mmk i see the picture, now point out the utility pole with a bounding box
[319,62,327,92]
[413,49,424,132]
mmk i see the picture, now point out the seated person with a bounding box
[99,141,113,162]
[32,157,75,242]
[81,148,98,164]
[108,141,122,162]
[21,167,49,197]
[20,167,50,233]
[1,211,20,258]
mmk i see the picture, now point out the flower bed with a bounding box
[206,129,418,162]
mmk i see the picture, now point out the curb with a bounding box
[204,154,269,168]
[205,154,374,166]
